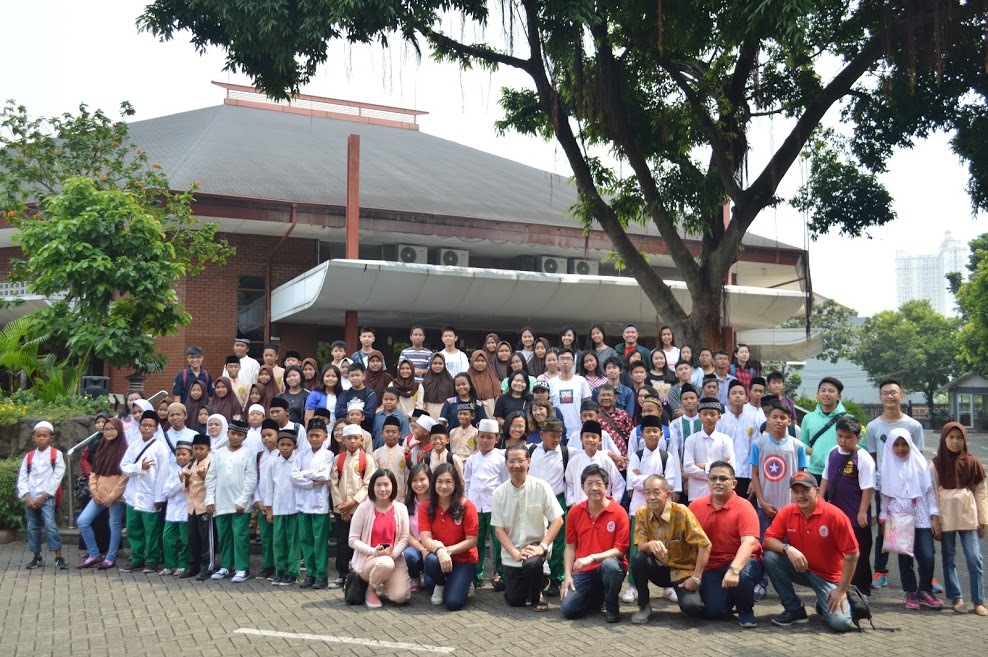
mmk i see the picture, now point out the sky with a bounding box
[3,0,985,318]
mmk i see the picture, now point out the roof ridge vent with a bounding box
[212,81,427,131]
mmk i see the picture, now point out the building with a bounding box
[0,83,819,395]
[896,231,967,316]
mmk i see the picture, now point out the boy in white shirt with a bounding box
[373,416,408,493]
[297,417,333,590]
[17,421,66,570]
[254,419,281,580]
[205,418,258,583]
[464,418,507,590]
[666,384,702,462]
[265,428,303,586]
[120,411,170,573]
[564,420,625,507]
[682,397,735,502]
[440,325,470,376]
[159,441,192,575]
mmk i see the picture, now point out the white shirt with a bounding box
[442,349,470,377]
[224,355,260,386]
[564,450,625,507]
[16,446,66,499]
[121,438,171,511]
[464,449,507,512]
[666,415,702,462]
[161,467,188,522]
[578,429,619,455]
[264,453,304,516]
[254,448,277,506]
[529,444,567,496]
[716,407,760,479]
[491,477,563,568]
[549,375,591,444]
[627,445,682,515]
[205,446,258,515]
[682,429,735,499]
[746,403,766,426]
[296,447,333,514]
[162,426,197,469]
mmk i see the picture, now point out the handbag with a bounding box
[343,569,368,605]
[881,511,916,557]
[75,476,92,504]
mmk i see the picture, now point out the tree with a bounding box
[782,298,858,364]
[0,102,234,376]
[138,1,987,347]
[852,300,960,409]
[954,233,988,374]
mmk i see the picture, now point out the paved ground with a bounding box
[1,430,986,656]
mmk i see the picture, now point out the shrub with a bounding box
[0,389,109,427]
[0,456,25,529]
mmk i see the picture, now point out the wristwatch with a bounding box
[690,575,702,585]
[782,544,790,553]
[538,542,549,554]
[730,566,741,576]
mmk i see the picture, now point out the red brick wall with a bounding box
[110,233,319,395]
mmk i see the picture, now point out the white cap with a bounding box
[248,404,265,416]
[416,415,437,432]
[478,419,499,434]
[346,399,366,412]
[33,421,55,434]
[342,424,363,437]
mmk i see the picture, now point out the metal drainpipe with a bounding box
[265,203,297,342]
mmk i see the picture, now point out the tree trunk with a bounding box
[686,271,728,349]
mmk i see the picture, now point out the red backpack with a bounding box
[336,450,367,478]
[26,448,63,507]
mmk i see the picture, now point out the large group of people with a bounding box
[13,325,988,630]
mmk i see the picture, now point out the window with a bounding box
[238,275,266,357]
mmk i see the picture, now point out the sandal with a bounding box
[534,597,549,612]
[953,599,968,614]
[975,605,988,617]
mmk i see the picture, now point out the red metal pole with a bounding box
[345,134,360,349]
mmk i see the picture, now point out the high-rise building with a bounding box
[896,231,967,316]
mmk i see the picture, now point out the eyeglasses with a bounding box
[881,391,900,397]
[506,459,528,466]
[708,476,732,482]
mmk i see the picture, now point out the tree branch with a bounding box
[425,29,533,72]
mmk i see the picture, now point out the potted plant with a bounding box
[0,455,25,543]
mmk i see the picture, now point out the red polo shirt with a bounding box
[689,493,763,570]
[419,498,480,565]
[764,498,858,583]
[565,497,631,571]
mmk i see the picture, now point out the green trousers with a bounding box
[257,510,274,570]
[126,505,163,565]
[475,511,503,581]
[162,520,189,569]
[549,493,569,583]
[627,516,637,584]
[273,514,300,579]
[299,512,330,581]
[215,512,251,572]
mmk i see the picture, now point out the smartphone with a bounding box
[379,543,390,550]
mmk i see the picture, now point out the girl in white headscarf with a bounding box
[126,399,164,446]
[879,428,943,610]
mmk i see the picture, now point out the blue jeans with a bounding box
[898,527,936,594]
[941,529,984,605]
[423,554,475,611]
[763,551,854,632]
[700,560,764,619]
[560,557,625,618]
[403,546,435,589]
[25,497,61,554]
[78,499,125,562]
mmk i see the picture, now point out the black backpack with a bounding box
[635,448,669,472]
[528,444,569,483]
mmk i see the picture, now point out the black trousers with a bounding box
[503,554,546,606]
[187,512,215,573]
[333,513,352,578]
[852,521,873,595]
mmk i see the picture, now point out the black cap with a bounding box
[225,355,240,365]
[697,397,722,412]
[383,415,402,428]
[285,350,302,360]
[581,420,602,436]
[192,433,211,447]
[175,441,193,452]
[679,383,698,397]
[760,394,779,407]
[640,415,663,429]
[140,410,159,424]
[430,424,448,436]
[228,418,249,434]
[260,419,280,432]
[789,472,819,489]
[533,380,550,392]
[580,400,600,413]
[269,397,289,410]
[313,407,332,420]
[307,417,328,433]
[728,379,746,392]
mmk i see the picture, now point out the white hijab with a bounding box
[206,413,229,452]
[879,427,932,500]
[126,399,165,445]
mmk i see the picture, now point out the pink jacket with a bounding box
[348,499,410,572]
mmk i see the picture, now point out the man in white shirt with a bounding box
[493,442,564,610]
[550,349,592,446]
[440,325,470,377]
[683,398,735,502]
[528,418,570,596]
[223,336,260,386]
[120,411,171,572]
[715,381,761,498]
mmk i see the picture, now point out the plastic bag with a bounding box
[882,512,916,557]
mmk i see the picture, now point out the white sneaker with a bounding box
[210,568,230,580]
[231,570,249,583]
[432,585,445,605]
[664,587,678,603]
[467,582,476,598]
[622,588,638,603]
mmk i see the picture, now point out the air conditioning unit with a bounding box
[536,256,567,274]
[396,244,427,264]
[568,258,599,275]
[436,248,469,267]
